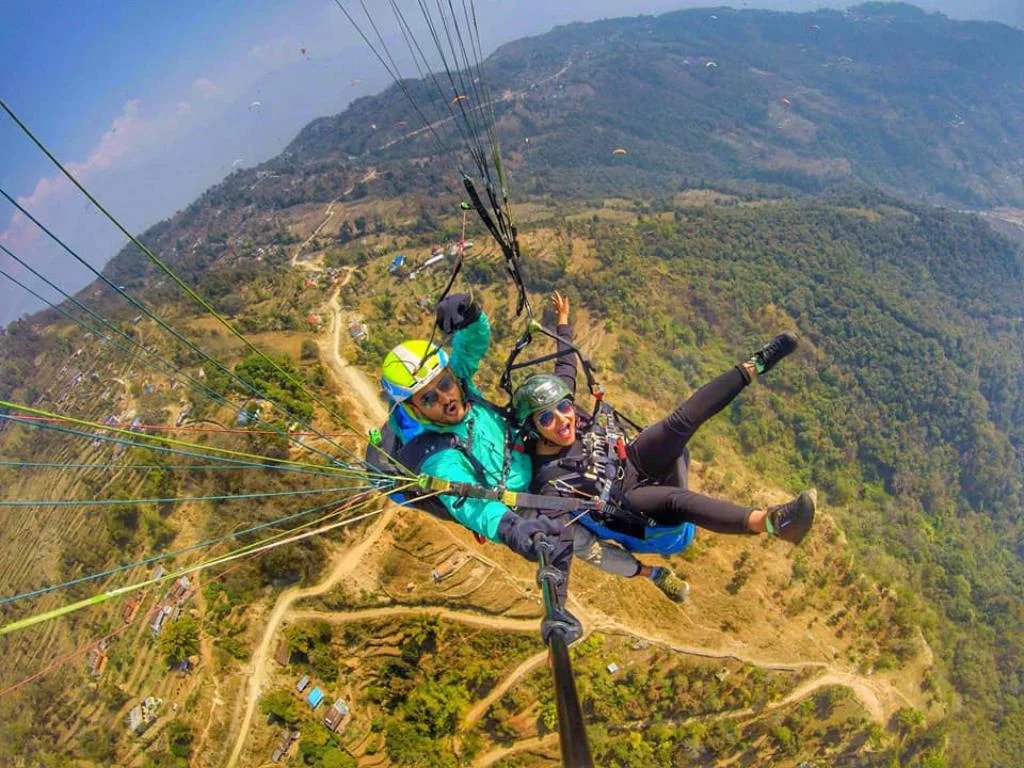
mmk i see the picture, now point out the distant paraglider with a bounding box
[779,96,792,108]
[612,148,628,156]
[350,79,363,86]
[705,60,718,69]
[232,159,244,168]
[249,100,262,110]
[449,94,469,108]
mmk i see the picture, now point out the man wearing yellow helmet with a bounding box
[378,293,560,561]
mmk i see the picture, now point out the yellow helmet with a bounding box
[380,339,449,402]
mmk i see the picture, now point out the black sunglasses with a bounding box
[418,372,458,408]
[535,398,574,429]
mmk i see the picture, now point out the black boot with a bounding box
[750,331,798,375]
[767,490,816,544]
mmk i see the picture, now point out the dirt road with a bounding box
[225,286,391,766]
[322,287,386,426]
[225,508,395,768]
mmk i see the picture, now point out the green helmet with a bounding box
[512,374,571,423]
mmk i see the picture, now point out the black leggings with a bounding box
[622,366,753,534]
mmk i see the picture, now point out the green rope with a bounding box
[0,197,365,470]
[0,483,407,637]
[1,97,383,464]
[0,414,376,482]
[0,401,400,479]
[0,485,359,508]
[0,246,350,470]
[0,460,339,478]
[0,490,376,606]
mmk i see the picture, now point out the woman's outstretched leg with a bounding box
[624,484,816,545]
[628,333,797,480]
[628,366,748,480]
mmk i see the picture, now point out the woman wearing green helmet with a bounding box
[514,291,816,601]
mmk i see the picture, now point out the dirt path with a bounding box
[321,287,386,426]
[291,197,342,270]
[224,508,395,768]
[288,606,538,634]
[472,734,559,768]
[462,649,549,728]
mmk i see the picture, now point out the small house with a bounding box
[606,662,620,675]
[306,313,322,328]
[348,322,368,342]
[122,594,142,624]
[126,696,162,735]
[274,639,290,666]
[323,699,351,732]
[432,554,464,583]
[237,404,261,427]
[422,253,446,270]
[306,686,324,709]
[271,729,299,763]
[166,576,191,604]
[295,675,310,693]
[150,604,174,636]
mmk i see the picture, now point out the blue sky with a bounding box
[1,0,1020,326]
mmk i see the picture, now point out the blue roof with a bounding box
[306,687,324,708]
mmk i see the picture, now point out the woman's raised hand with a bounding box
[552,291,570,325]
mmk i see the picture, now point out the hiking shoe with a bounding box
[652,567,690,603]
[751,331,798,375]
[767,490,816,544]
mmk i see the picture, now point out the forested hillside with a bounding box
[289,2,1024,209]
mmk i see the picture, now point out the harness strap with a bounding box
[419,475,603,513]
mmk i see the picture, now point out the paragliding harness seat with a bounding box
[531,401,696,556]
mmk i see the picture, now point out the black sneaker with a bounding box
[767,490,816,544]
[751,331,798,375]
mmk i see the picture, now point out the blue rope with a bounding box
[0,244,368,471]
[0,415,378,480]
[0,205,368,470]
[0,461,334,474]
[0,485,359,507]
[0,460,342,476]
[0,489,378,606]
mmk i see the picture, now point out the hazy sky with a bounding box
[1,0,1020,326]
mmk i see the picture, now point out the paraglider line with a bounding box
[0,489,382,607]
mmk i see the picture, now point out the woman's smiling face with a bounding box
[532,398,576,447]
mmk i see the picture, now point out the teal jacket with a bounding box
[389,312,531,541]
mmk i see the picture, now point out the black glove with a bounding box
[497,512,562,561]
[435,292,481,335]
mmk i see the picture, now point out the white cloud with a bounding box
[247,36,301,65]
[191,77,222,99]
[0,99,196,255]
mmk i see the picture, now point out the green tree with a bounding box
[166,720,193,759]
[261,689,300,725]
[157,615,200,667]
[301,339,320,360]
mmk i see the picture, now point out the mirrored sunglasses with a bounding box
[418,372,457,408]
[536,398,574,429]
